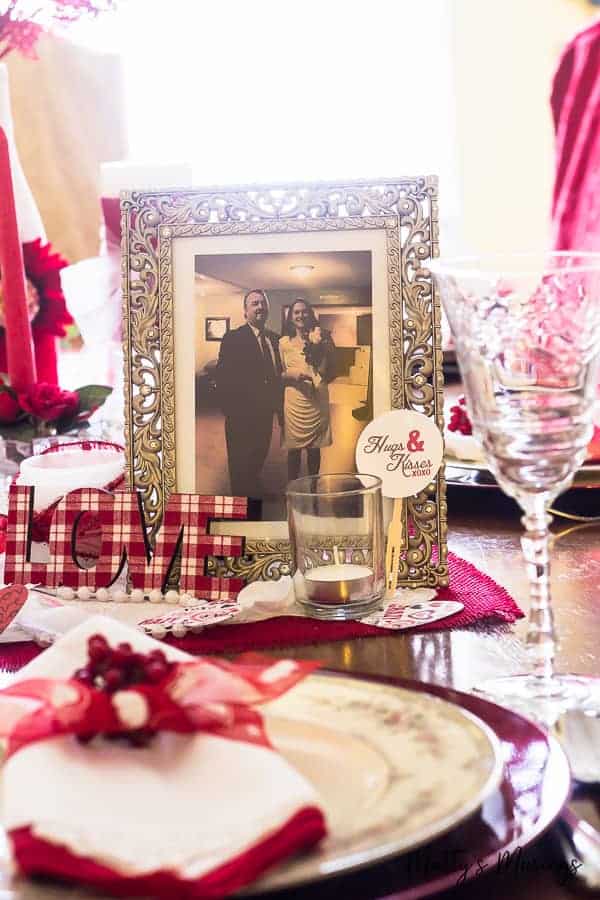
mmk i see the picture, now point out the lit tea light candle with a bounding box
[287,473,384,619]
[304,564,374,606]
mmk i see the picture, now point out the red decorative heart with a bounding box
[0,584,28,633]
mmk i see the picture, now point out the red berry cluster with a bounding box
[448,396,473,435]
[74,635,174,693]
[73,635,175,747]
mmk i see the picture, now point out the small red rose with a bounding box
[0,379,20,424]
[448,395,473,435]
[18,382,79,423]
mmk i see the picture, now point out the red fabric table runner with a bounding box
[0,552,522,673]
[170,551,522,654]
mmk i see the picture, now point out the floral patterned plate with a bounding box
[244,672,504,894]
[245,673,570,900]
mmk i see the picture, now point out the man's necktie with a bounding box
[259,332,276,383]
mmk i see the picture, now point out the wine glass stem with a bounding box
[520,495,556,682]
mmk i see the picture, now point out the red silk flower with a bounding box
[17,383,79,423]
[22,239,73,339]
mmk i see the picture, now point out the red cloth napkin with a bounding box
[0,622,327,899]
[10,809,323,899]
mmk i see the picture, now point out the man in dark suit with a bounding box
[216,289,282,498]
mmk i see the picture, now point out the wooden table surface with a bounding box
[263,486,600,900]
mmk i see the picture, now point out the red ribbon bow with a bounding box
[0,654,320,759]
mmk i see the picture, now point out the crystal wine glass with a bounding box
[432,252,600,707]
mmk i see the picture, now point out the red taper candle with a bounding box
[0,127,36,392]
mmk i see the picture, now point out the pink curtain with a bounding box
[551,20,600,250]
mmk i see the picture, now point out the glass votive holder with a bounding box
[286,473,384,621]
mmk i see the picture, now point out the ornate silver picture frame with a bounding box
[122,178,447,588]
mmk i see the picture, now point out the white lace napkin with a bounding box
[2,616,324,880]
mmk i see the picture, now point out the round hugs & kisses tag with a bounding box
[355,409,444,498]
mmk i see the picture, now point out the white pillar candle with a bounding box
[17,446,125,512]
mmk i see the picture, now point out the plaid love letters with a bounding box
[4,485,47,585]
[5,485,248,598]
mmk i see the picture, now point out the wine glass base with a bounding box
[473,673,600,710]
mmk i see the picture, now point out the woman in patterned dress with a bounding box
[279,299,335,481]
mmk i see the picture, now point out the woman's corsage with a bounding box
[302,326,329,386]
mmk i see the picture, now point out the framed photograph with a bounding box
[204,316,230,342]
[122,178,447,588]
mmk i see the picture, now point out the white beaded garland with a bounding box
[151,624,167,639]
[171,623,187,638]
[50,585,205,606]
